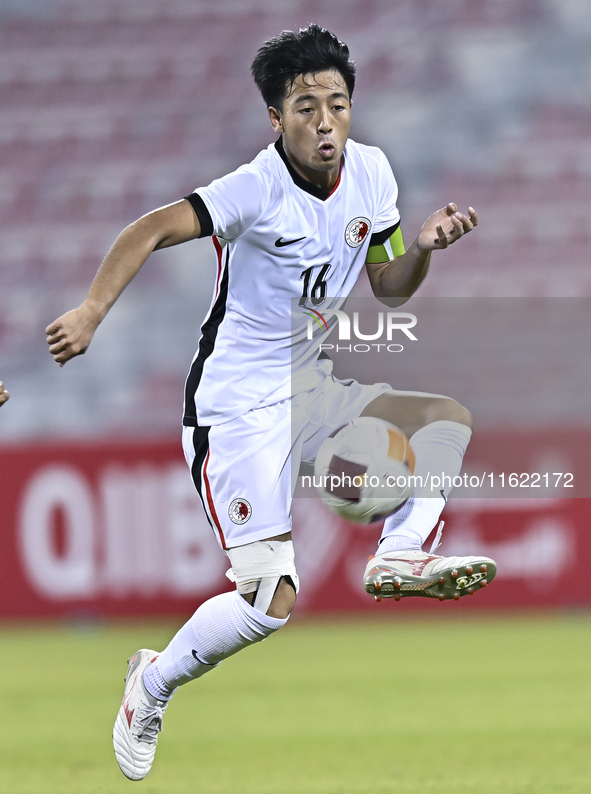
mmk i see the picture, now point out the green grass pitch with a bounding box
[1,613,590,793]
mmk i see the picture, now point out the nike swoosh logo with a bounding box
[275,236,306,248]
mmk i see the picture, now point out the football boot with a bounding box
[113,649,168,780]
[364,548,497,602]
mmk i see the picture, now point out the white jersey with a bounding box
[183,137,400,427]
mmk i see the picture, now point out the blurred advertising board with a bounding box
[0,437,589,619]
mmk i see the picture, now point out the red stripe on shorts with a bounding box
[202,449,226,549]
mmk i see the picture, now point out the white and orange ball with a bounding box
[313,417,415,524]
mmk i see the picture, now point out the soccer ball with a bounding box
[313,417,416,524]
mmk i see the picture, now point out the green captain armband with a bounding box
[366,223,405,264]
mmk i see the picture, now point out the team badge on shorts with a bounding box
[228,499,252,524]
[345,217,371,247]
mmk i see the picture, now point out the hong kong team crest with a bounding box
[345,217,371,247]
[228,498,252,524]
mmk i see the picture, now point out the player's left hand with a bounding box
[417,203,478,251]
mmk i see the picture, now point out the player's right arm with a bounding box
[46,199,201,366]
[0,381,9,406]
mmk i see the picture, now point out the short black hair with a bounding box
[251,24,356,109]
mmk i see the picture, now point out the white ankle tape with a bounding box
[225,540,299,614]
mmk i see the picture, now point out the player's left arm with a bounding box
[366,203,478,300]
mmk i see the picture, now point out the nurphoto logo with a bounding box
[304,308,418,354]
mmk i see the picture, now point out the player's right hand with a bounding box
[0,382,9,406]
[45,302,103,366]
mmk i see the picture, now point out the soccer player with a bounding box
[46,26,496,780]
[0,382,9,406]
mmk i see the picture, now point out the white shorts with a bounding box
[182,362,392,549]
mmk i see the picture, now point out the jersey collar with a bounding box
[274,137,343,201]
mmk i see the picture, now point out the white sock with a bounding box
[149,591,288,691]
[377,420,472,554]
[143,660,175,702]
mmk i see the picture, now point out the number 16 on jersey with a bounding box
[299,264,332,307]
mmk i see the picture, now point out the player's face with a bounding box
[268,69,351,190]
